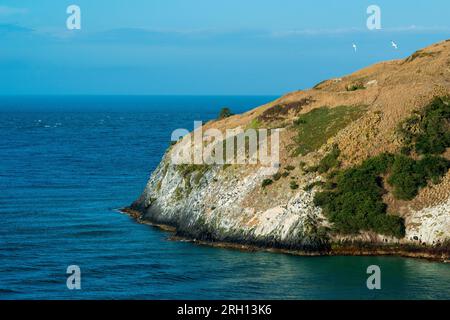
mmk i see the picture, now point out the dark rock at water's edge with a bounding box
[122,206,449,262]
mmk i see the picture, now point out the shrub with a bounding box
[388,154,450,200]
[285,165,296,171]
[417,155,450,184]
[258,98,314,122]
[314,148,449,237]
[304,165,318,173]
[294,118,307,125]
[372,215,405,239]
[312,96,450,238]
[272,172,282,181]
[346,82,365,91]
[399,96,450,155]
[304,181,324,191]
[313,154,405,238]
[400,146,412,155]
[218,107,233,120]
[262,179,273,188]
[414,97,450,155]
[290,181,299,190]
[317,145,340,173]
[387,155,424,200]
[359,152,395,173]
[281,171,290,178]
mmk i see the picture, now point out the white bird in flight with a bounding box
[391,41,398,49]
[352,43,357,52]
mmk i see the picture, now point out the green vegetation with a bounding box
[304,165,318,173]
[272,172,282,181]
[388,154,450,200]
[257,98,314,122]
[174,164,210,198]
[313,96,450,237]
[304,181,325,191]
[281,171,290,178]
[314,151,450,237]
[218,107,233,120]
[290,181,299,190]
[176,164,209,179]
[173,186,184,201]
[346,82,365,91]
[317,145,341,173]
[313,153,405,237]
[262,179,273,188]
[285,165,295,171]
[399,96,450,155]
[388,154,425,200]
[247,118,261,129]
[293,105,366,155]
[193,171,205,185]
[404,49,439,63]
[389,96,450,199]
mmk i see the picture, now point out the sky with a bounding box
[1,0,450,95]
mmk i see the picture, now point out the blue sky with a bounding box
[1,0,450,95]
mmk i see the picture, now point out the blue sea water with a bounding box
[0,95,449,300]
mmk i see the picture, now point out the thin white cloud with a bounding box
[386,25,450,32]
[271,27,362,37]
[2,23,449,45]
[0,6,28,16]
[270,25,450,37]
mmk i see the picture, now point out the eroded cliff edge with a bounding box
[129,40,450,261]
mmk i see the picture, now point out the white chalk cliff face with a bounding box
[132,144,449,249]
[133,153,330,251]
[131,40,450,254]
[405,198,450,245]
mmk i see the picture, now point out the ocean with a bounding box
[0,95,449,299]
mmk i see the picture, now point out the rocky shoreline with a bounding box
[121,208,449,263]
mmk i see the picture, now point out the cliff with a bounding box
[129,40,450,261]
